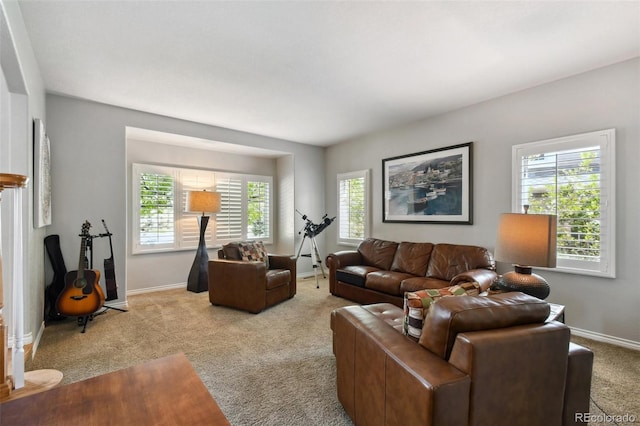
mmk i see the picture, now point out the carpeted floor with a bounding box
[27,278,639,425]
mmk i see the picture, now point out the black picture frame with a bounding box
[382,142,473,224]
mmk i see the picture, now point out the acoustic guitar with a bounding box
[56,221,105,317]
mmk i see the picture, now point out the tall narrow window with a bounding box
[513,129,615,278]
[136,166,175,251]
[337,170,369,246]
[247,178,270,240]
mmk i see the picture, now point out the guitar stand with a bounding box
[74,233,127,333]
[295,234,326,289]
[77,315,94,334]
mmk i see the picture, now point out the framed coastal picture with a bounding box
[382,142,473,224]
[34,118,52,228]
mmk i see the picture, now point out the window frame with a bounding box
[132,163,273,254]
[337,169,370,246]
[511,129,616,278]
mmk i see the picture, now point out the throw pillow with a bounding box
[253,241,270,269]
[403,282,480,341]
[237,241,269,268]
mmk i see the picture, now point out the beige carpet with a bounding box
[27,278,639,425]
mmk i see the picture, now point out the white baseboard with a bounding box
[32,321,45,359]
[297,272,325,279]
[103,300,130,310]
[126,282,187,296]
[570,327,640,351]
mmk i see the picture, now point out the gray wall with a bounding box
[325,58,640,345]
[46,95,326,302]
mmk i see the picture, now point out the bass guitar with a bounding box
[56,221,105,317]
[101,219,118,301]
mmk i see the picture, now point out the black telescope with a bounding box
[298,211,335,238]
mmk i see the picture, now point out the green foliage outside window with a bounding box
[346,178,365,239]
[140,172,174,244]
[247,181,268,238]
[526,151,600,261]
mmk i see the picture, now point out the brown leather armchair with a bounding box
[331,292,593,425]
[208,242,296,313]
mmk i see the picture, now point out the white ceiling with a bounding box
[17,1,640,147]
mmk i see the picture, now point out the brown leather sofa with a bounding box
[326,238,497,307]
[331,292,594,426]
[208,242,296,313]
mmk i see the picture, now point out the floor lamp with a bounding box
[186,190,221,293]
[494,212,557,299]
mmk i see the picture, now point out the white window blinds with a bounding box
[337,170,369,246]
[135,165,175,251]
[247,178,271,240]
[215,174,243,242]
[133,164,273,253]
[513,129,615,278]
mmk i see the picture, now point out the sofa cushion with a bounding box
[358,238,398,270]
[391,242,434,277]
[365,271,414,296]
[426,244,495,281]
[403,282,480,340]
[266,269,290,290]
[419,292,550,360]
[337,265,381,287]
[400,277,451,293]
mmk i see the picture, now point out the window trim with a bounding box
[337,169,370,247]
[511,129,616,278]
[132,163,273,254]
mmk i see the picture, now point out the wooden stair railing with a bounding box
[0,173,29,399]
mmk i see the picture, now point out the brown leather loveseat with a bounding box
[331,292,594,425]
[208,242,296,313]
[326,238,497,307]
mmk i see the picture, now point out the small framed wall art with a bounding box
[382,142,473,224]
[34,118,52,228]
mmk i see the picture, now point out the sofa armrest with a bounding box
[208,259,267,313]
[450,268,498,292]
[326,250,363,269]
[332,305,470,425]
[268,254,297,297]
[564,343,594,425]
[326,251,363,294]
[268,254,296,271]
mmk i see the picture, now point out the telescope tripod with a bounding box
[295,234,326,289]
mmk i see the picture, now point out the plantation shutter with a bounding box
[179,170,216,248]
[247,179,270,240]
[513,129,615,277]
[136,166,175,250]
[215,175,243,242]
[338,170,369,245]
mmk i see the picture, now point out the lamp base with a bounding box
[495,267,550,299]
[187,216,210,293]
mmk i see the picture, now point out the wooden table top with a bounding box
[0,353,230,425]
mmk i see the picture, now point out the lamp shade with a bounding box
[495,213,557,268]
[186,190,221,214]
